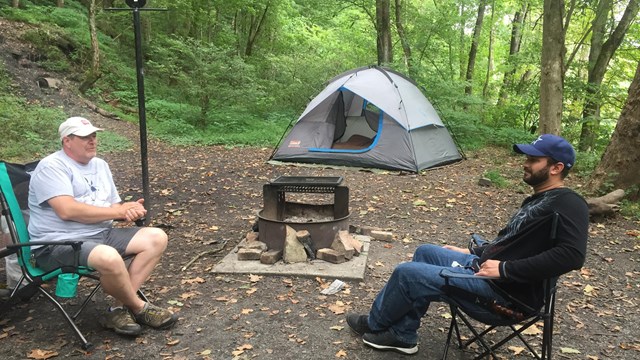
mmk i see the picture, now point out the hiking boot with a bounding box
[363,330,418,355]
[346,313,371,336]
[134,302,178,329]
[99,307,142,336]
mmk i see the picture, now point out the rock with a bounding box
[337,230,362,255]
[260,249,283,264]
[478,178,492,187]
[296,229,316,259]
[370,230,394,242]
[246,231,259,243]
[316,248,346,264]
[283,225,307,263]
[331,231,355,259]
[349,224,383,236]
[237,248,263,261]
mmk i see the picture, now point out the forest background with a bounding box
[0,0,638,216]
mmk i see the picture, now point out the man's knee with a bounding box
[88,245,126,271]
[413,244,439,259]
[140,227,168,250]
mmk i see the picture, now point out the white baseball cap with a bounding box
[59,117,103,140]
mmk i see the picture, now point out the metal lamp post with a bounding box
[107,0,166,224]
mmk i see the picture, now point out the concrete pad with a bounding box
[212,235,370,281]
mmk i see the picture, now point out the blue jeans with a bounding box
[367,244,508,344]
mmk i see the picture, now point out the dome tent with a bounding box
[270,66,462,172]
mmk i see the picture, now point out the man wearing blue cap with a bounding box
[346,134,589,355]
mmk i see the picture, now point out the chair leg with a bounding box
[542,313,553,360]
[72,282,103,320]
[442,314,456,359]
[453,311,501,360]
[37,286,93,350]
[72,281,148,320]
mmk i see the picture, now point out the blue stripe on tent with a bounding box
[309,111,384,154]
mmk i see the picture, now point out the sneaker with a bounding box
[99,307,142,336]
[346,313,371,336]
[363,330,418,355]
[134,302,178,329]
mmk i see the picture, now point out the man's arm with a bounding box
[48,196,146,224]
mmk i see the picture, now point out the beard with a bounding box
[523,165,551,186]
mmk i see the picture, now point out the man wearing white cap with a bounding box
[28,116,178,336]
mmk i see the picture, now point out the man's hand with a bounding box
[116,200,147,222]
[475,259,501,277]
[443,245,470,254]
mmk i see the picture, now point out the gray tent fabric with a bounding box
[271,66,462,172]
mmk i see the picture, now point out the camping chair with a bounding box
[439,213,561,360]
[0,161,146,350]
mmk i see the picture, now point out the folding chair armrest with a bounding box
[114,218,145,227]
[6,240,84,249]
[468,233,488,252]
[0,246,18,258]
[439,268,500,280]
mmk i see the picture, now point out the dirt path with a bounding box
[1,19,639,359]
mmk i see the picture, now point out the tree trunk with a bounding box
[57,0,64,7]
[244,4,269,57]
[79,0,101,93]
[497,3,527,105]
[394,0,412,73]
[376,0,392,66]
[578,0,639,151]
[458,3,466,80]
[482,0,495,99]
[585,60,640,198]
[539,0,565,135]
[464,0,487,96]
[12,0,19,8]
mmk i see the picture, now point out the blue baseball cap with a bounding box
[513,134,576,169]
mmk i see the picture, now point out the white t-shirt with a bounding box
[28,150,121,244]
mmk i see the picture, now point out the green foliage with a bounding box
[20,28,73,72]
[0,66,62,162]
[483,170,509,188]
[573,151,602,180]
[0,0,636,166]
[619,196,640,221]
[150,106,294,146]
[98,131,133,154]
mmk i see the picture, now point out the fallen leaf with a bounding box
[180,292,198,300]
[328,301,346,315]
[246,287,257,295]
[330,325,344,331]
[560,347,581,354]
[413,200,427,206]
[508,345,525,355]
[583,284,595,295]
[27,349,58,360]
[521,324,542,336]
[335,349,347,357]
[181,277,205,284]
[166,339,180,346]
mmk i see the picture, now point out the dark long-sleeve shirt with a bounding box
[471,188,589,309]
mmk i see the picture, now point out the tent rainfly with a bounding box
[270,66,462,172]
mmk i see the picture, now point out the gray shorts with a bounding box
[34,227,141,271]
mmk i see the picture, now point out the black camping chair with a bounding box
[0,161,147,349]
[439,213,560,360]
